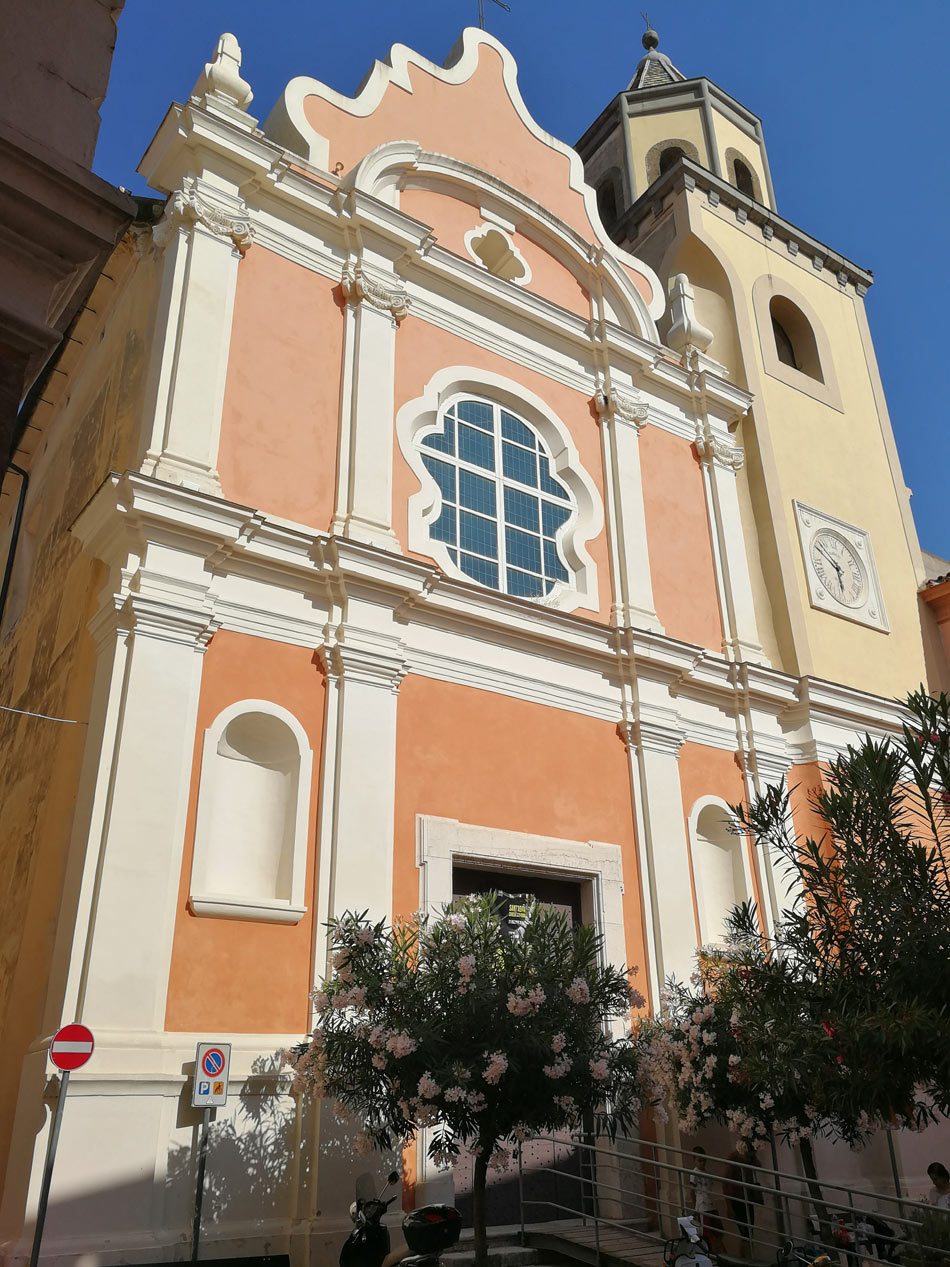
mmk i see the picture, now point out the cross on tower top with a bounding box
[476,0,510,30]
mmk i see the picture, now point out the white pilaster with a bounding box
[318,611,407,934]
[332,259,409,550]
[138,180,250,493]
[624,711,697,989]
[696,431,768,665]
[595,386,664,633]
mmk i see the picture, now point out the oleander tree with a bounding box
[288,895,646,1267]
[637,688,950,1222]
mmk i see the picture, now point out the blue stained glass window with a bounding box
[459,424,495,471]
[507,569,544,597]
[502,441,538,488]
[544,540,569,582]
[431,506,456,545]
[461,553,499,589]
[422,415,456,455]
[418,397,576,598]
[501,412,535,448]
[459,468,496,516]
[506,526,542,574]
[422,454,456,503]
[504,486,540,532]
[457,400,494,430]
[539,455,570,500]
[542,501,571,537]
[460,510,497,559]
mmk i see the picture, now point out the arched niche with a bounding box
[659,236,744,385]
[645,137,700,187]
[752,275,842,410]
[689,797,753,946]
[725,147,764,203]
[189,700,313,923]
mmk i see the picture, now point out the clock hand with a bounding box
[816,544,844,580]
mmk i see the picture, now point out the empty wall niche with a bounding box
[691,799,750,945]
[189,700,312,922]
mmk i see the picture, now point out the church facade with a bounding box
[0,26,945,1265]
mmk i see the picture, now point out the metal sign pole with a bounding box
[191,1106,211,1261]
[29,1070,70,1267]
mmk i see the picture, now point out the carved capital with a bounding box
[154,182,253,255]
[341,264,410,324]
[594,387,649,430]
[697,434,745,472]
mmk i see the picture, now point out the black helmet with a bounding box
[402,1205,462,1253]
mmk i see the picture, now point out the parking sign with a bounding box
[192,1042,231,1108]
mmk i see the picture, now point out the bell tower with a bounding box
[577,27,776,239]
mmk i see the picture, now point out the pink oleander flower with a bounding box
[590,1058,609,1081]
[431,1148,457,1168]
[728,1053,741,1067]
[551,1033,567,1053]
[386,1032,418,1058]
[555,1095,576,1112]
[354,927,376,945]
[566,977,590,1005]
[312,991,330,1013]
[513,1123,532,1142]
[382,982,394,995]
[543,1056,571,1079]
[445,913,467,932]
[507,989,533,1016]
[489,1145,512,1172]
[444,1086,466,1103]
[418,1072,440,1099]
[372,1054,386,1069]
[458,955,476,981]
[483,1052,508,1084]
[467,1091,486,1111]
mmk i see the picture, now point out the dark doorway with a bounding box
[449,865,586,1226]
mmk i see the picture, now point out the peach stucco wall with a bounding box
[301,44,654,309]
[399,188,591,319]
[393,318,613,621]
[392,675,651,999]
[164,631,324,1035]
[639,427,724,650]
[218,246,343,532]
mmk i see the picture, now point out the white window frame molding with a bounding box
[687,795,755,947]
[189,698,313,924]
[416,814,626,975]
[396,366,603,614]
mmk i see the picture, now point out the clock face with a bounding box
[810,529,865,607]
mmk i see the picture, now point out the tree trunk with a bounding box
[472,1151,490,1267]
[800,1138,835,1258]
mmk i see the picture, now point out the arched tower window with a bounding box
[189,701,313,922]
[691,801,750,945]
[597,181,618,231]
[733,158,755,200]
[418,396,575,599]
[659,145,686,175]
[769,296,824,382]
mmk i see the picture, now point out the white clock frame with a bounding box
[793,501,888,633]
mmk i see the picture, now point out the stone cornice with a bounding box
[622,157,874,297]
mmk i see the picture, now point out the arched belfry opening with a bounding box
[769,295,823,381]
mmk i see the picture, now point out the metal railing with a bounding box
[516,1133,950,1267]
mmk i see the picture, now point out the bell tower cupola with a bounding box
[577,26,777,239]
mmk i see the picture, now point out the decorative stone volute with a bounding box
[667,272,714,358]
[191,33,254,114]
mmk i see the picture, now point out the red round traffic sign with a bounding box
[49,1024,95,1072]
[201,1048,226,1078]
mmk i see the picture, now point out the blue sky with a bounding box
[95,1,949,558]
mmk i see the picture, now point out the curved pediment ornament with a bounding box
[696,434,745,472]
[594,387,649,430]
[154,184,253,255]
[341,263,410,323]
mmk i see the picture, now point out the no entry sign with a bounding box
[192,1041,231,1108]
[49,1024,95,1072]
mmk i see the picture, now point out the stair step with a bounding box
[444,1247,540,1267]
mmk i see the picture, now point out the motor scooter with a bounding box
[340,1170,462,1267]
[341,1171,402,1267]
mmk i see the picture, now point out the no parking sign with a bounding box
[192,1042,231,1108]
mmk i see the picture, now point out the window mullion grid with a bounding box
[493,403,510,589]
